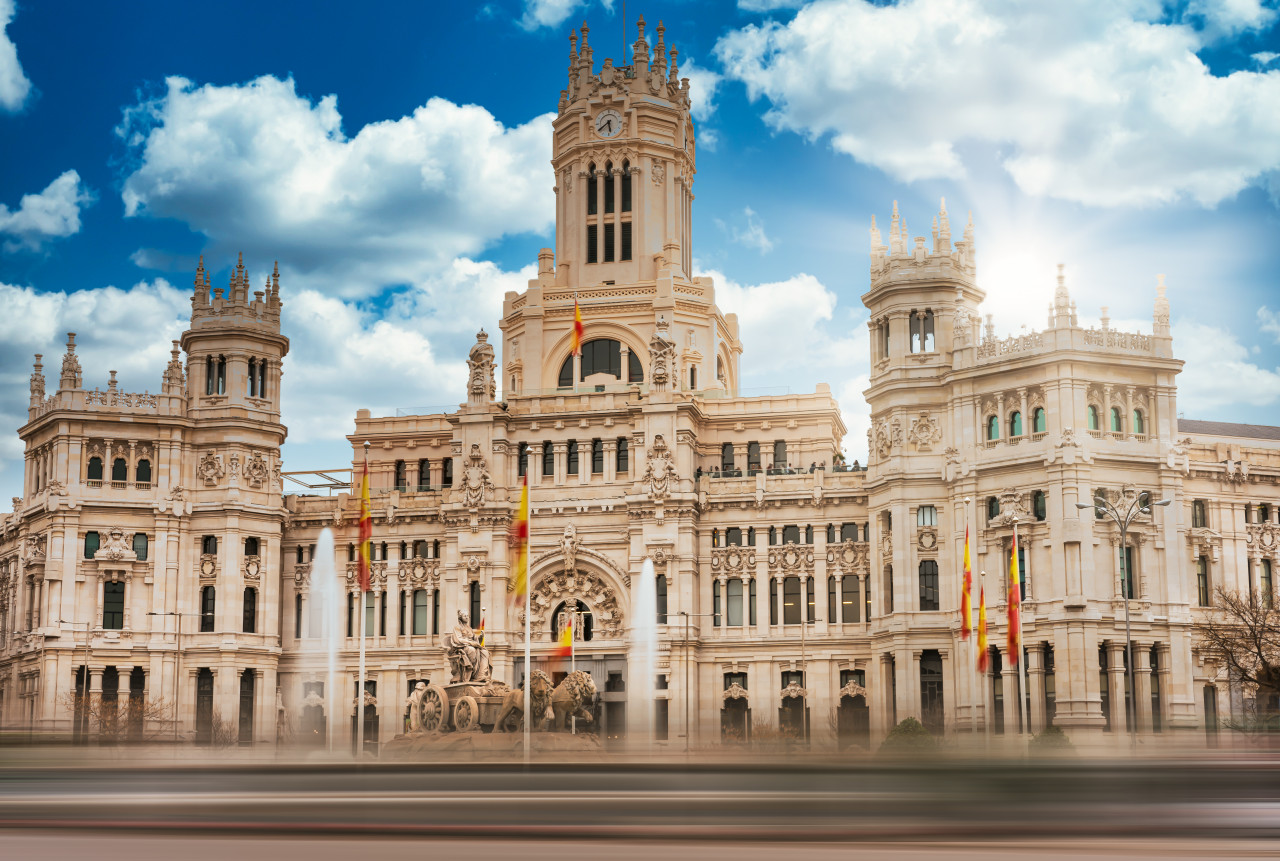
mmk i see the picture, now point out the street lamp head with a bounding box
[1154,499,1172,507]
[1075,502,1092,510]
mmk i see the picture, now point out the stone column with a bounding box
[579,438,592,484]
[1134,643,1153,733]
[1017,388,1028,438]
[1001,656,1020,733]
[603,439,617,483]
[1107,642,1128,732]
[1026,645,1046,732]
[733,443,748,474]
[529,443,543,483]
[553,442,567,485]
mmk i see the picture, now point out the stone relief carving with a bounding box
[838,681,868,701]
[768,541,815,574]
[197,451,224,486]
[642,434,679,501]
[722,682,749,702]
[228,452,240,478]
[466,330,496,402]
[780,681,808,701]
[648,326,677,390]
[987,489,1031,527]
[404,558,440,585]
[825,539,869,574]
[460,444,494,509]
[245,451,268,488]
[243,555,262,581]
[528,565,625,639]
[560,524,580,574]
[908,412,942,451]
[711,546,755,575]
[651,160,665,185]
[95,528,137,562]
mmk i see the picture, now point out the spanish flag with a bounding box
[357,458,372,592]
[571,295,584,356]
[1007,529,1021,664]
[960,526,973,640]
[478,611,485,648]
[556,614,573,658]
[508,474,529,604]
[976,586,989,673]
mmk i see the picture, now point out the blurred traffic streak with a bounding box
[1,759,1280,842]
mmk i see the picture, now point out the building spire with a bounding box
[29,353,45,408]
[1153,273,1171,336]
[937,196,951,252]
[60,332,82,391]
[193,254,209,307]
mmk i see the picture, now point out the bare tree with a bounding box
[59,692,175,744]
[1194,587,1280,738]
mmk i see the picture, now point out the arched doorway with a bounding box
[838,694,871,749]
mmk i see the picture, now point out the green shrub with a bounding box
[1029,724,1073,752]
[878,717,937,755]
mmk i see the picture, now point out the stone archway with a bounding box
[526,553,627,641]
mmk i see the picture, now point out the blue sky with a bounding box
[2,0,1279,502]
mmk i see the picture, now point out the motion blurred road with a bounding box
[3,758,1279,858]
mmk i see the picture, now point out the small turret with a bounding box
[29,354,44,409]
[192,255,210,308]
[59,332,82,391]
[936,197,951,253]
[633,15,650,74]
[163,340,185,395]
[1152,273,1171,337]
[1052,263,1072,328]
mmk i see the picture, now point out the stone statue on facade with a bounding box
[445,610,491,684]
[406,681,427,732]
[642,434,679,501]
[460,444,493,509]
[648,325,676,390]
[560,524,580,574]
[466,330,496,403]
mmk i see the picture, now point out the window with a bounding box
[604,161,615,213]
[747,441,761,471]
[770,579,779,625]
[567,440,579,475]
[713,580,722,626]
[1262,559,1274,609]
[417,458,430,489]
[202,535,217,555]
[542,441,555,476]
[782,577,802,624]
[842,575,860,623]
[721,442,735,471]
[917,505,937,527]
[726,527,742,546]
[586,163,597,215]
[841,523,858,542]
[242,587,257,633]
[1008,411,1023,437]
[828,575,837,622]
[656,574,667,624]
[442,457,453,487]
[103,581,125,630]
[919,560,940,611]
[239,669,255,744]
[84,531,99,559]
[216,356,226,394]
[1260,503,1272,523]
[1009,545,1027,601]
[1088,405,1100,430]
[132,532,148,561]
[986,496,1000,520]
[591,438,604,474]
[296,546,305,564]
[910,310,935,353]
[1110,407,1123,433]
[433,588,441,634]
[1133,410,1145,435]
[394,460,407,490]
[244,536,259,556]
[87,456,103,481]
[620,221,632,261]
[111,458,127,482]
[248,358,257,396]
[748,526,756,546]
[805,525,814,544]
[200,585,216,632]
[364,592,376,638]
[257,358,267,398]
[768,526,777,546]
[295,594,303,637]
[557,338,642,386]
[986,415,1000,441]
[1119,545,1135,599]
[1033,491,1047,522]
[621,159,631,211]
[1032,407,1046,433]
[135,459,152,484]
[518,443,528,477]
[205,356,215,395]
[920,650,944,734]
[783,524,800,544]
[470,580,481,626]
[616,437,629,472]
[773,440,787,468]
[884,565,894,613]
[413,589,429,634]
[603,222,615,262]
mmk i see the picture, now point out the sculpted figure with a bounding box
[495,669,553,732]
[406,681,427,732]
[560,524,580,574]
[549,670,598,731]
[446,610,491,684]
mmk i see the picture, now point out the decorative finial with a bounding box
[1156,273,1166,296]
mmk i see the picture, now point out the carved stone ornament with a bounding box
[838,681,868,700]
[528,566,625,639]
[95,528,137,562]
[293,564,312,588]
[651,160,665,185]
[712,546,756,575]
[768,541,814,573]
[908,412,942,451]
[245,451,268,488]
[917,528,938,552]
[22,534,47,564]
[825,539,869,574]
[1246,523,1280,555]
[988,489,1030,528]
[642,434,679,501]
[722,682,749,702]
[466,330,496,402]
[199,554,218,579]
[460,444,494,509]
[648,326,677,390]
[197,450,225,486]
[167,485,186,501]
[560,524,581,574]
[405,558,440,585]
[780,681,808,701]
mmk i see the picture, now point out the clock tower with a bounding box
[552,17,696,288]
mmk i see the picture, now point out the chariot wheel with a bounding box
[422,684,449,732]
[453,695,480,733]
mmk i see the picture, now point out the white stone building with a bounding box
[2,19,1277,750]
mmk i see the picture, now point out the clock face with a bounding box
[595,109,623,139]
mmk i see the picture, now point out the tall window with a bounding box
[586,224,598,264]
[442,458,453,487]
[910,310,935,353]
[986,496,1000,521]
[842,575,860,623]
[239,669,255,744]
[87,456,103,481]
[567,440,579,475]
[202,535,218,554]
[217,356,226,394]
[726,527,743,546]
[884,565,894,613]
[747,441,761,471]
[586,163,597,215]
[518,443,528,477]
[782,577,802,624]
[916,505,937,527]
[111,458,127,482]
[620,159,632,211]
[591,438,604,474]
[84,531,100,559]
[1008,411,1023,437]
[103,581,125,630]
[712,580,722,626]
[603,222,615,262]
[205,356,215,395]
[1110,407,1123,432]
[783,524,800,544]
[919,560,940,611]
[1133,409,1145,435]
[200,585,216,632]
[257,358,267,398]
[1119,545,1135,599]
[417,458,430,489]
[469,580,481,626]
[1032,407,1046,433]
[394,460,407,490]
[248,358,258,396]
[726,579,744,626]
[133,532,148,561]
[135,459,152,484]
[620,221,632,261]
[920,650,944,734]
[1262,559,1274,609]
[242,587,257,633]
[1197,556,1209,606]
[413,589,429,634]
[656,574,667,624]
[986,415,1000,441]
[1191,500,1207,529]
[773,440,787,468]
[1009,545,1027,601]
[1033,491,1047,522]
[1088,405,1100,430]
[770,578,779,625]
[604,161,615,213]
[616,437,629,472]
[721,442,734,471]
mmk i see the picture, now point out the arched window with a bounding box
[244,536,259,556]
[1088,405,1100,430]
[689,365,697,389]
[586,163,597,216]
[604,160,615,213]
[1133,409,1145,435]
[1110,407,1123,432]
[258,358,267,398]
[133,532,148,561]
[135,459,151,484]
[919,560,939,611]
[1191,499,1207,529]
[242,586,257,633]
[552,599,593,642]
[621,159,632,212]
[84,531,100,559]
[986,415,1000,441]
[202,535,218,555]
[1033,491,1047,521]
[1008,411,1023,437]
[111,458,127,482]
[558,338,643,387]
[248,358,257,397]
[1032,407,1046,434]
[206,356,215,395]
[217,356,226,395]
[987,496,1000,520]
[417,459,430,489]
[721,443,735,471]
[717,355,726,383]
[87,456,103,481]
[200,585,216,632]
[517,443,528,477]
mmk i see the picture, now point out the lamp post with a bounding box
[677,610,717,755]
[147,610,200,742]
[1077,490,1170,746]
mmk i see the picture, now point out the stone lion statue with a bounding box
[495,669,553,733]
[549,670,598,731]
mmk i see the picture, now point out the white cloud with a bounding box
[680,55,722,124]
[715,0,1280,207]
[739,0,805,11]
[1173,320,1280,413]
[1186,0,1277,39]
[0,170,94,252]
[728,206,775,253]
[520,0,613,31]
[1259,306,1280,343]
[0,0,30,112]
[118,75,554,298]
[1255,51,1280,67]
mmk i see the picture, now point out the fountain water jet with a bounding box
[312,527,340,753]
[629,557,658,750]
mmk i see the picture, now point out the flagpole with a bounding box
[570,612,577,736]
[356,441,370,760]
[523,489,532,766]
[1013,518,1030,736]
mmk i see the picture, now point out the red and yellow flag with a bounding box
[478,611,485,648]
[1007,529,1021,664]
[960,526,973,640]
[571,295,584,356]
[976,586,989,673]
[357,459,372,592]
[508,474,529,604]
[556,614,574,658]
